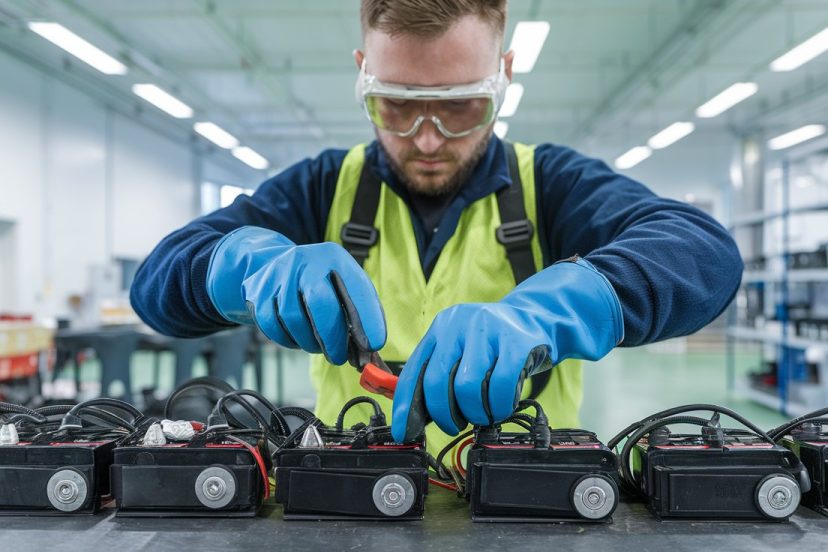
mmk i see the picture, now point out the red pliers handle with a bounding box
[330,271,398,400]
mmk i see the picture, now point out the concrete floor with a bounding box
[57,337,785,442]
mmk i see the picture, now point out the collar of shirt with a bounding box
[365,136,513,278]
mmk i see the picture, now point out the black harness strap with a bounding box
[342,144,551,399]
[340,162,382,266]
[499,143,551,401]
[497,143,537,287]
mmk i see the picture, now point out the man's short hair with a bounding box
[360,0,507,39]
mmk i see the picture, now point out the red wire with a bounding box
[227,435,270,500]
[453,438,473,478]
[429,478,458,491]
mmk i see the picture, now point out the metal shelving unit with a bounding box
[729,200,828,229]
[727,154,828,417]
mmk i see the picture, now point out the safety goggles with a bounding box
[355,59,509,139]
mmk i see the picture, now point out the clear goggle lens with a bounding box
[364,95,496,138]
[356,59,507,139]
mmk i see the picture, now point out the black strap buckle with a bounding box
[341,222,379,247]
[496,219,534,246]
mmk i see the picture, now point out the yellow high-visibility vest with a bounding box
[310,142,583,455]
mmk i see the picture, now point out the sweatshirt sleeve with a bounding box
[534,143,743,346]
[129,148,347,337]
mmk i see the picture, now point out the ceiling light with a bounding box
[232,146,269,170]
[132,84,193,118]
[767,124,826,150]
[614,146,652,170]
[695,83,758,118]
[770,26,828,71]
[494,121,509,139]
[508,21,550,73]
[499,83,524,118]
[647,122,695,150]
[194,122,239,149]
[28,22,127,75]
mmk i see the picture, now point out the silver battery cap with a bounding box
[47,468,89,512]
[571,474,617,520]
[372,473,416,517]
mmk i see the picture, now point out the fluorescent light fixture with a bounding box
[493,120,509,139]
[132,84,193,118]
[695,83,758,118]
[232,146,269,170]
[194,122,239,149]
[770,26,828,71]
[647,122,695,150]
[767,124,826,150]
[28,22,127,75]
[499,83,524,118]
[614,146,652,170]
[509,21,551,73]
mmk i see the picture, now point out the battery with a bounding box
[110,432,269,517]
[274,396,429,520]
[0,398,142,515]
[465,426,618,522]
[0,439,118,515]
[770,407,828,517]
[611,404,810,521]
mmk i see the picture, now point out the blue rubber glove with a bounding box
[391,257,623,443]
[206,226,386,365]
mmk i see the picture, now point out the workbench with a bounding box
[5,488,828,551]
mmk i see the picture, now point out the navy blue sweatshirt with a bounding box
[130,137,743,347]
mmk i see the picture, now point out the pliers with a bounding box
[330,271,398,400]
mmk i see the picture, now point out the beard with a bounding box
[379,133,492,197]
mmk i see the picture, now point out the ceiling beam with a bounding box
[195,0,329,145]
[568,0,779,146]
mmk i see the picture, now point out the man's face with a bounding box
[357,16,512,196]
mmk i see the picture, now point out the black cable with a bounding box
[277,406,317,422]
[163,376,234,419]
[619,415,710,491]
[516,399,545,420]
[211,393,277,439]
[73,405,137,431]
[214,390,290,439]
[62,398,142,423]
[607,403,775,450]
[8,404,75,427]
[433,430,474,481]
[502,418,532,431]
[335,396,385,431]
[34,404,76,416]
[504,413,535,427]
[274,416,323,454]
[768,407,828,440]
[769,416,828,441]
[0,402,47,423]
[17,406,135,432]
[614,405,779,493]
[5,412,49,425]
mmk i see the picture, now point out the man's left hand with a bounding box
[391,257,624,443]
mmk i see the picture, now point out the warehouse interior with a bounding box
[2,1,828,540]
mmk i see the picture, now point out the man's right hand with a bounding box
[206,226,386,365]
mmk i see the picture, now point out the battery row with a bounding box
[0,378,827,523]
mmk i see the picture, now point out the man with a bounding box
[131,0,742,450]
